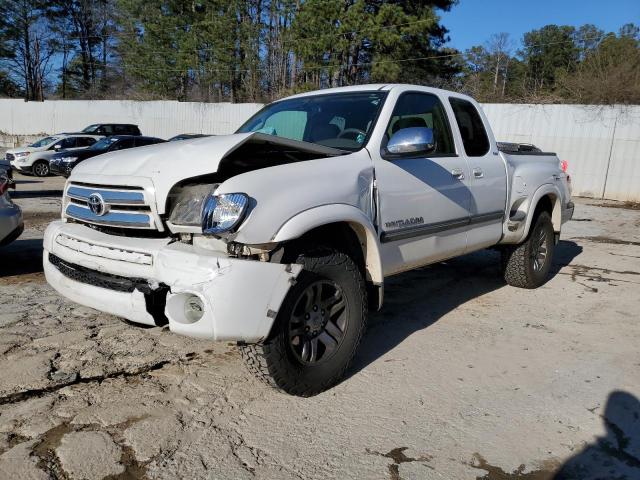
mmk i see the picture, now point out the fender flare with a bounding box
[272,203,384,287]
[518,183,563,243]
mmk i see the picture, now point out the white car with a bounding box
[0,170,22,246]
[6,134,103,177]
[44,84,573,395]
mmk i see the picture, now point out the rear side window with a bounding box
[449,98,490,157]
[386,92,455,155]
[54,137,76,149]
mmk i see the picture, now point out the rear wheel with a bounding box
[32,160,49,177]
[501,211,555,288]
[240,246,367,396]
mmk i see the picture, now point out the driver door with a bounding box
[373,92,472,276]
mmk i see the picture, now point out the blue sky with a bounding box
[440,0,640,51]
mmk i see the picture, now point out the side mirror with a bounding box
[53,144,62,150]
[385,127,436,156]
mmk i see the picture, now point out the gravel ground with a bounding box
[1,172,639,480]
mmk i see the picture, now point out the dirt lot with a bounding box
[1,171,639,480]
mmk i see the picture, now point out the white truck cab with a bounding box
[7,134,102,177]
[44,84,573,395]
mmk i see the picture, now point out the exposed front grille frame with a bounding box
[49,253,148,293]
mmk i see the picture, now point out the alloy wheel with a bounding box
[288,280,348,364]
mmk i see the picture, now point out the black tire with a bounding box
[240,246,367,396]
[32,160,49,177]
[501,211,555,289]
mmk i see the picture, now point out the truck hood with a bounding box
[70,132,345,214]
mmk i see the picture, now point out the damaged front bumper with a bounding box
[43,221,302,342]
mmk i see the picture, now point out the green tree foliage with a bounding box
[2,1,639,105]
[461,22,640,105]
[114,0,458,101]
[558,27,640,104]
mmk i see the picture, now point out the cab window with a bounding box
[449,98,490,157]
[385,93,455,155]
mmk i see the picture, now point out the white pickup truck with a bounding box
[44,84,573,396]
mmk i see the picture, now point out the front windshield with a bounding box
[236,92,387,151]
[82,124,99,133]
[29,136,60,148]
[90,137,119,150]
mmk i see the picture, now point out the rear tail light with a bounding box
[0,176,15,195]
[560,160,569,173]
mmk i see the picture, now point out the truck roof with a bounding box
[282,83,476,104]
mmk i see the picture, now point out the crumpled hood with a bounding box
[69,132,343,214]
[72,133,254,178]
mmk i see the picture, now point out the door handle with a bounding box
[450,168,464,180]
[473,168,484,179]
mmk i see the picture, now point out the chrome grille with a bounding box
[64,182,160,230]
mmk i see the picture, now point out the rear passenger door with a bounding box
[448,97,507,251]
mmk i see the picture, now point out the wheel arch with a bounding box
[520,185,563,242]
[272,204,384,310]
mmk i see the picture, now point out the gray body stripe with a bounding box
[380,211,503,243]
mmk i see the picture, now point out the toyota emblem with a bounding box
[88,193,107,216]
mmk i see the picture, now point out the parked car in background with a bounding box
[50,135,165,177]
[0,170,22,246]
[0,157,10,179]
[6,134,102,177]
[79,124,142,136]
[169,134,211,141]
[43,84,573,396]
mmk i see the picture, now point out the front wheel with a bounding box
[240,246,367,396]
[32,160,50,177]
[501,211,555,288]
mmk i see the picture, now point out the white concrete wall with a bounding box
[0,99,263,141]
[0,99,638,201]
[482,104,640,202]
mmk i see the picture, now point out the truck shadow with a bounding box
[553,390,640,479]
[0,239,44,278]
[347,240,582,378]
[10,189,63,199]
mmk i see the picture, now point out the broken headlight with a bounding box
[168,184,216,226]
[202,193,249,235]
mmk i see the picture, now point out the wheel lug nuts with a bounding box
[321,310,325,315]
[313,305,318,311]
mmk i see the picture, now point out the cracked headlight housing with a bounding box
[202,193,249,235]
[168,184,216,227]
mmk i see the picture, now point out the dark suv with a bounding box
[81,124,142,136]
[50,135,165,177]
